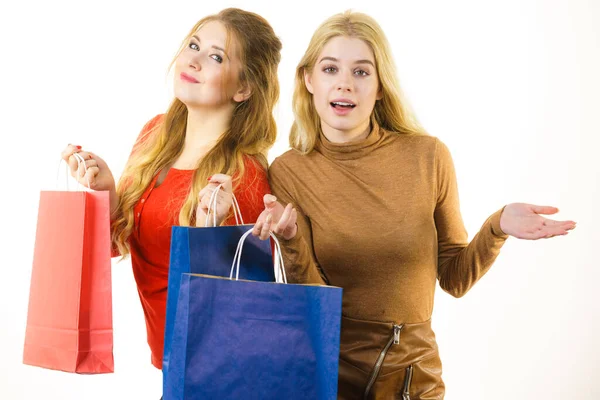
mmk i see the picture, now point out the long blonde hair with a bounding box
[291,10,425,154]
[112,8,282,257]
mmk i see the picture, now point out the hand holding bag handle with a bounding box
[56,152,91,191]
[204,182,244,227]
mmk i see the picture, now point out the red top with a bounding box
[120,115,270,368]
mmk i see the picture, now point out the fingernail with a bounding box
[76,145,82,149]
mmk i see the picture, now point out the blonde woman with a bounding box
[61,8,282,375]
[253,11,576,399]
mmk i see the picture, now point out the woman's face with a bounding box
[305,36,382,140]
[174,20,248,110]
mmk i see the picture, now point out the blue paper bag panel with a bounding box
[164,273,343,400]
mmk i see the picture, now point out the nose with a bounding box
[188,54,202,71]
[336,71,353,92]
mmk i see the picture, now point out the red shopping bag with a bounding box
[23,189,114,373]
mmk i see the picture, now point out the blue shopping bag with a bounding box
[162,224,274,382]
[163,230,343,400]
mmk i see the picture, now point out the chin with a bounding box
[323,117,360,133]
[174,90,204,108]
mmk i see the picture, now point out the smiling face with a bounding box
[304,35,382,142]
[173,20,249,111]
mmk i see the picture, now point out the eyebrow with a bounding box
[192,35,230,60]
[318,56,375,67]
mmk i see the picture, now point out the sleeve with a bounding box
[434,138,509,298]
[225,156,271,225]
[268,157,328,285]
[110,114,164,258]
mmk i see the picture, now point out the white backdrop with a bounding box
[0,0,598,399]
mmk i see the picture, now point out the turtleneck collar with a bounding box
[315,119,385,161]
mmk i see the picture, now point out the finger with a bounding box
[543,226,570,236]
[263,194,277,208]
[76,158,88,178]
[532,205,559,215]
[199,193,213,209]
[67,154,80,175]
[61,144,81,161]
[216,189,232,201]
[76,150,91,160]
[214,192,233,207]
[274,203,294,235]
[252,220,264,237]
[83,167,99,187]
[282,208,298,239]
[85,159,98,169]
[199,184,220,199]
[546,220,577,229]
[198,186,214,199]
[198,202,209,214]
[528,225,569,239]
[264,196,285,218]
[542,220,577,232]
[207,174,232,192]
[259,213,272,240]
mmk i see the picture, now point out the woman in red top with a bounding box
[59,8,282,372]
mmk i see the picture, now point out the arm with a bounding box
[263,158,328,285]
[434,139,509,298]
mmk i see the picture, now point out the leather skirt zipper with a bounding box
[363,324,403,399]
[401,364,414,400]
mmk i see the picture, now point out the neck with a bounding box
[184,105,233,150]
[321,118,371,144]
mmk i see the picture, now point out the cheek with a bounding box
[311,79,330,104]
[174,52,191,70]
[361,81,380,100]
[204,68,226,88]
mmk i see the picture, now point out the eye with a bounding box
[189,42,199,51]
[210,54,223,63]
[354,69,369,76]
[323,66,337,73]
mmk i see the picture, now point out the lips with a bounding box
[330,98,356,116]
[330,101,356,108]
[180,72,199,83]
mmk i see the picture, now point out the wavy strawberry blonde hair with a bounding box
[112,8,282,257]
[291,10,426,154]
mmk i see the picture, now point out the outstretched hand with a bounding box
[499,203,576,240]
[251,194,298,240]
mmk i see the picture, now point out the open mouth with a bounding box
[330,101,356,109]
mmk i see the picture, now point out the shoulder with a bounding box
[236,155,270,192]
[386,130,455,164]
[134,114,164,147]
[385,129,440,152]
[142,114,164,131]
[241,154,267,173]
[270,148,312,174]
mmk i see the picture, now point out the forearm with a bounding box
[278,231,328,285]
[438,208,508,297]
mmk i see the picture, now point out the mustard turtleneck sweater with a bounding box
[269,123,508,323]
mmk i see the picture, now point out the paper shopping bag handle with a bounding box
[56,152,91,191]
[229,228,287,284]
[204,182,244,227]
